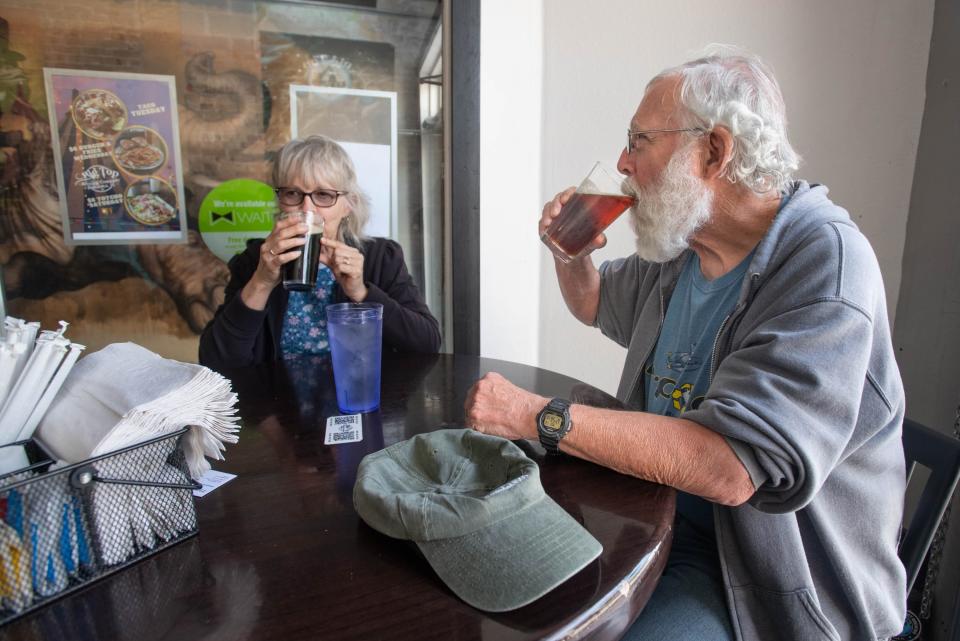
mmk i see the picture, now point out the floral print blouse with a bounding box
[280,263,336,356]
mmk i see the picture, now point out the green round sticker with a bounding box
[199,179,277,262]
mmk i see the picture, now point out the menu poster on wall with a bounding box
[43,68,187,245]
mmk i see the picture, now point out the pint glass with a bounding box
[541,162,636,263]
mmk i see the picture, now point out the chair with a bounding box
[898,417,960,593]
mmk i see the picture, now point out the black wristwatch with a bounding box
[537,398,572,455]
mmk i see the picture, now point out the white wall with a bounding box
[533,0,935,394]
[479,0,543,365]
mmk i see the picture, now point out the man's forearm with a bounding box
[555,256,601,325]
[561,405,756,506]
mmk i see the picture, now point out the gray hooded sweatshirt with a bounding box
[595,181,906,641]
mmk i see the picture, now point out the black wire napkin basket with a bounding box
[0,427,200,625]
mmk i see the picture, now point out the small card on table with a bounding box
[193,469,237,497]
[325,414,363,445]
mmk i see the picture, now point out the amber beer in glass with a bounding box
[278,210,325,291]
[541,162,636,263]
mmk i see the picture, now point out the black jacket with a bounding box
[199,237,441,371]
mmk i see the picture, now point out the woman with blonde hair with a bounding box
[200,135,440,370]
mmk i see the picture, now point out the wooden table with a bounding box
[3,353,675,641]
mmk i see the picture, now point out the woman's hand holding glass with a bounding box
[321,237,367,302]
[254,215,311,288]
[239,215,308,311]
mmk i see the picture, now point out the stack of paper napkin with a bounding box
[36,342,240,479]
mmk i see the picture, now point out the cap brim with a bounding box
[416,496,602,612]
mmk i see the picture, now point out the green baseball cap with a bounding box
[353,428,602,612]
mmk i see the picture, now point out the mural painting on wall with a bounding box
[259,32,396,151]
[291,86,397,240]
[0,17,259,360]
[0,18,401,361]
[193,31,402,267]
[260,33,398,239]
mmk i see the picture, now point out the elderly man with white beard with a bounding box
[464,47,907,641]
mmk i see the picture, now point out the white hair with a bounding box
[273,135,371,247]
[651,45,801,194]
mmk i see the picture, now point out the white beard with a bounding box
[624,145,713,263]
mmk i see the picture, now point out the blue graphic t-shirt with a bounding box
[645,248,754,537]
[280,263,336,356]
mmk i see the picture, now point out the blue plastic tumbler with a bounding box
[327,303,384,413]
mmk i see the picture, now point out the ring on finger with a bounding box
[269,248,277,256]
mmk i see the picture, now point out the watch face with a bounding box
[542,412,564,432]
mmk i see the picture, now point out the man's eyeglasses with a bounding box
[626,127,705,154]
[274,187,348,208]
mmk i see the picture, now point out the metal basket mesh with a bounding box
[0,428,198,625]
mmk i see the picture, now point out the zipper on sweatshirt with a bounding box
[629,285,666,408]
[708,272,761,386]
[708,312,732,388]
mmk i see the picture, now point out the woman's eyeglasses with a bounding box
[274,187,348,208]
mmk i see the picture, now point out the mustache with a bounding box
[620,177,640,199]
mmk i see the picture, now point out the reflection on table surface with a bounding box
[3,353,675,641]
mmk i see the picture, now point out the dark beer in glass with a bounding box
[279,211,325,291]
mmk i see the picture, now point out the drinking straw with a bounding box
[57,497,83,576]
[0,520,31,612]
[0,319,32,408]
[0,343,28,409]
[15,340,85,443]
[3,319,40,386]
[1,484,32,612]
[30,488,69,597]
[70,494,91,568]
[0,330,69,446]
